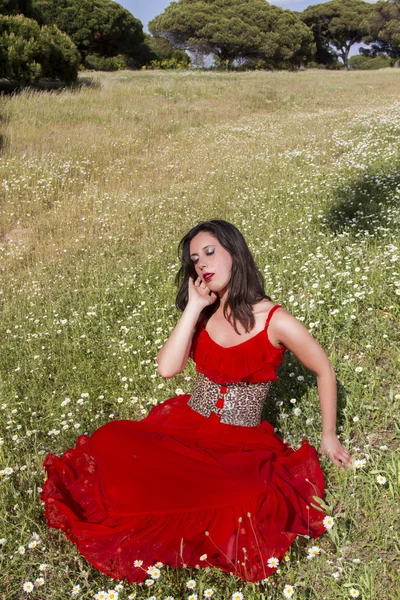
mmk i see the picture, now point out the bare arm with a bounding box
[271,308,353,472]
[157,277,217,378]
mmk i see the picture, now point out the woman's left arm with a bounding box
[271,308,354,472]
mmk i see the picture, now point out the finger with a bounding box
[330,456,346,472]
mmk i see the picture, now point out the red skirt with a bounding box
[41,394,326,583]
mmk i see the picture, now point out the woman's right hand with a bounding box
[188,276,218,309]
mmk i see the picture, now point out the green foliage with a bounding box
[349,53,393,68]
[84,52,138,71]
[31,0,144,62]
[363,0,400,59]
[138,34,191,69]
[0,13,80,83]
[301,0,374,69]
[0,0,32,16]
[148,57,190,69]
[149,0,315,68]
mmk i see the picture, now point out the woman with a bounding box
[41,219,352,585]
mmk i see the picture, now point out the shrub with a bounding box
[349,54,392,70]
[83,53,139,71]
[0,14,80,83]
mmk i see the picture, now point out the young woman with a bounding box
[41,219,352,585]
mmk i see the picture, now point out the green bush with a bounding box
[0,14,80,83]
[148,57,189,70]
[349,54,392,70]
[84,53,139,71]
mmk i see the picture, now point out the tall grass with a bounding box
[0,69,399,600]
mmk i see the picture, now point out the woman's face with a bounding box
[189,231,232,294]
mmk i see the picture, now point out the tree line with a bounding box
[0,0,399,84]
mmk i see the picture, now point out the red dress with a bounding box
[41,305,327,583]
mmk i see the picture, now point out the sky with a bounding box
[119,0,377,56]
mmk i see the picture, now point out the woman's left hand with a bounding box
[319,433,354,472]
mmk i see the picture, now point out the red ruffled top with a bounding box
[191,304,286,384]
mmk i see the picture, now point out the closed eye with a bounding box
[191,248,215,265]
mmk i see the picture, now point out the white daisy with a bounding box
[349,589,360,597]
[186,579,197,589]
[23,582,34,593]
[72,585,81,595]
[107,591,118,600]
[353,458,366,469]
[283,585,295,598]
[231,593,244,600]
[188,595,198,600]
[18,546,26,555]
[133,559,143,567]
[355,367,363,373]
[200,553,208,561]
[35,577,45,586]
[376,475,387,485]
[94,592,109,600]
[204,590,215,598]
[323,515,335,529]
[145,579,154,587]
[307,545,321,559]
[267,556,279,568]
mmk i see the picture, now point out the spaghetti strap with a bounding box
[265,304,282,329]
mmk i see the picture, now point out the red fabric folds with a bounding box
[41,304,327,583]
[41,395,326,583]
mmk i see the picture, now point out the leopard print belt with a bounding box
[187,372,271,427]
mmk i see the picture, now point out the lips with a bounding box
[203,273,214,282]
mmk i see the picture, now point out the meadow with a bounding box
[0,68,399,600]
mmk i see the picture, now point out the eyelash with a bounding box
[192,248,215,265]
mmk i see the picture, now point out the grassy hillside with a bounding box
[0,69,399,600]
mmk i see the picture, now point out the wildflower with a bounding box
[332,571,340,579]
[283,585,295,598]
[188,595,198,600]
[145,579,154,586]
[323,515,335,529]
[39,564,48,571]
[28,541,38,549]
[352,416,359,422]
[175,388,184,395]
[186,579,196,589]
[0,538,6,544]
[200,553,208,561]
[18,546,26,555]
[353,458,366,469]
[107,591,118,600]
[133,559,143,567]
[231,593,244,600]
[376,475,387,485]
[355,367,363,373]
[293,407,302,416]
[115,584,123,591]
[307,546,321,559]
[23,582,34,593]
[128,594,137,599]
[35,578,45,586]
[204,590,215,598]
[72,585,81,595]
[349,589,360,598]
[149,567,161,579]
[94,592,109,600]
[267,557,279,568]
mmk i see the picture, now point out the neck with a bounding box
[217,286,229,311]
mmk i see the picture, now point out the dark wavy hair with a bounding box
[175,220,271,334]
